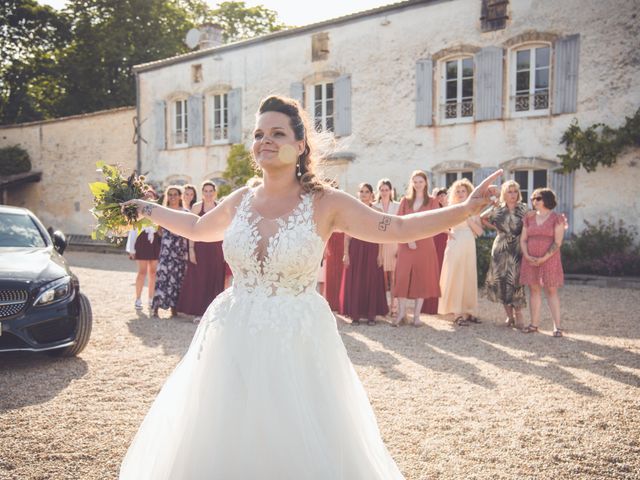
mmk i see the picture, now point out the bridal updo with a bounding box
[256,95,326,194]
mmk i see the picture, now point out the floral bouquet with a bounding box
[89,161,154,244]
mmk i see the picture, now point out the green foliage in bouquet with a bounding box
[89,161,154,243]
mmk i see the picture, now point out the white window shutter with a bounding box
[290,82,304,106]
[334,75,351,137]
[228,88,243,143]
[475,47,504,121]
[187,94,203,146]
[415,58,433,126]
[550,169,575,236]
[154,100,166,150]
[553,34,580,114]
[426,171,434,189]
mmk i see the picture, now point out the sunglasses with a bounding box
[531,196,543,202]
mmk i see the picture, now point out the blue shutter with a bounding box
[415,58,433,126]
[475,47,504,121]
[228,88,242,143]
[290,82,304,106]
[426,171,434,190]
[550,169,575,236]
[474,166,502,186]
[553,34,580,114]
[187,94,203,146]
[334,75,352,137]
[154,100,166,150]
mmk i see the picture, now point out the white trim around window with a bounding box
[172,98,188,147]
[311,82,334,132]
[509,43,551,118]
[209,93,229,144]
[512,169,548,207]
[440,56,474,124]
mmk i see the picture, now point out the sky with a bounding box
[38,0,396,27]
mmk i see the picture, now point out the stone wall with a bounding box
[0,107,136,235]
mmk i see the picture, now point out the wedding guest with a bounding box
[438,179,484,325]
[340,183,388,325]
[481,180,528,327]
[324,231,345,311]
[151,185,189,318]
[520,188,566,337]
[392,171,440,326]
[373,178,400,315]
[183,184,198,209]
[176,181,226,322]
[423,187,449,314]
[125,190,161,311]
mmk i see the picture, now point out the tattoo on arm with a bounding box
[141,204,155,217]
[378,215,392,232]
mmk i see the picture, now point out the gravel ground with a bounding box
[1,251,639,480]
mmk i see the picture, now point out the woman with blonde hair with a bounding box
[438,179,484,325]
[392,170,441,326]
[481,179,528,327]
[373,178,400,314]
[120,95,501,479]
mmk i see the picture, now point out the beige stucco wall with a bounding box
[0,107,136,235]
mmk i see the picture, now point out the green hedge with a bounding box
[0,145,31,176]
[476,235,494,286]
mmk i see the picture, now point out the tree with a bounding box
[217,143,260,197]
[202,1,287,43]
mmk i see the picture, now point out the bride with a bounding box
[120,95,501,479]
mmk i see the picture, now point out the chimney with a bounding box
[198,24,223,49]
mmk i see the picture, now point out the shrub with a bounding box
[562,218,640,276]
[476,234,494,286]
[0,145,31,175]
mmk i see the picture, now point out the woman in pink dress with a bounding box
[392,170,441,326]
[340,183,388,325]
[373,179,400,315]
[176,181,226,321]
[519,188,566,337]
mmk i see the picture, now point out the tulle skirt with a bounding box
[119,288,404,480]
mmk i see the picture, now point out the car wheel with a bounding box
[48,293,93,357]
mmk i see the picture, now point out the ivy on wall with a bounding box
[0,145,31,176]
[558,107,640,172]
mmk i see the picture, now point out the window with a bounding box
[173,99,188,146]
[191,64,203,83]
[514,169,547,205]
[445,171,473,188]
[442,57,474,122]
[481,0,509,32]
[210,93,228,142]
[313,82,334,132]
[511,45,550,116]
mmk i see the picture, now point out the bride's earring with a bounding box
[296,158,302,178]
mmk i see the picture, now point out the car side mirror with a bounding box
[52,230,67,255]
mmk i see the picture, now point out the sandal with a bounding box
[522,324,539,333]
[467,316,481,324]
[552,329,563,337]
[352,319,361,326]
[454,316,469,327]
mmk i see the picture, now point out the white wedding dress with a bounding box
[119,189,405,479]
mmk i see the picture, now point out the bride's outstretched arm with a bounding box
[122,187,247,242]
[328,170,502,244]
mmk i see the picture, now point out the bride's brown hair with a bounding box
[257,95,325,194]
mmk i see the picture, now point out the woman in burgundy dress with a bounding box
[323,231,344,311]
[422,187,448,315]
[177,181,226,321]
[393,171,440,326]
[519,188,566,337]
[339,183,388,325]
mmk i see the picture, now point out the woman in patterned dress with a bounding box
[151,185,189,318]
[519,188,566,337]
[481,180,528,327]
[373,178,400,314]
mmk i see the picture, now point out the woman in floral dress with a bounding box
[151,186,189,318]
[482,180,528,327]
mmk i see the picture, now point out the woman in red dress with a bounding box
[339,183,388,325]
[519,188,566,337]
[323,231,344,311]
[176,181,226,321]
[422,187,448,314]
[393,171,440,326]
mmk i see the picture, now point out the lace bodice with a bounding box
[223,189,325,297]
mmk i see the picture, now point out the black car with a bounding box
[0,205,92,356]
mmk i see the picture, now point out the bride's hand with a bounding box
[464,170,503,216]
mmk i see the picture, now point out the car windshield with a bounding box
[0,213,47,248]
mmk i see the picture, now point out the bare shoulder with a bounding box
[190,202,202,214]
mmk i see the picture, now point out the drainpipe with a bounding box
[135,71,141,174]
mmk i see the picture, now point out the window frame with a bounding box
[311,82,335,132]
[172,98,189,148]
[439,56,475,125]
[209,92,229,144]
[444,170,474,188]
[509,43,552,118]
[512,168,548,206]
